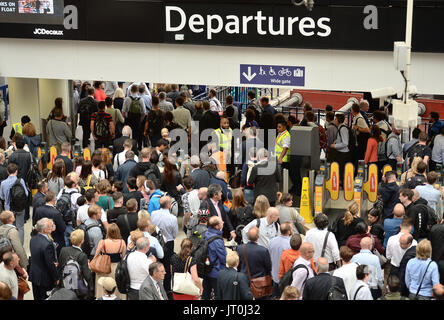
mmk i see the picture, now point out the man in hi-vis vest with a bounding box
[213,116,233,179]
[275,119,298,193]
[10,115,30,141]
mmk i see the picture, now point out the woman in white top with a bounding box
[92,154,105,180]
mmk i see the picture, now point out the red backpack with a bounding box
[318,124,327,150]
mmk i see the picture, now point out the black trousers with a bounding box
[161,240,175,294]
[94,139,111,150]
[82,125,91,148]
[32,284,53,300]
[335,151,351,184]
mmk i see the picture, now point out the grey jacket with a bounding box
[0,224,28,268]
[139,276,168,300]
[46,119,72,146]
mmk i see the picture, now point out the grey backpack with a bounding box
[62,255,88,298]
[0,226,15,250]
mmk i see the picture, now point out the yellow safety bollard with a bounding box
[47,145,57,171]
[83,148,91,161]
[363,163,378,202]
[344,162,355,201]
[325,162,339,201]
[300,177,313,224]
[382,164,393,177]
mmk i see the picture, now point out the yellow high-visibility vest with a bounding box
[214,128,232,153]
[275,130,290,162]
[12,123,22,135]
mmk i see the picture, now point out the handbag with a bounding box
[371,235,388,266]
[172,256,202,296]
[242,244,273,298]
[290,208,306,235]
[90,241,111,274]
[17,276,30,295]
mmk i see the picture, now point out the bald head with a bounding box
[412,189,420,202]
[266,207,279,223]
[198,187,208,200]
[393,203,405,218]
[159,196,171,209]
[209,216,222,229]
[216,171,226,180]
[316,257,329,273]
[433,284,444,300]
[280,222,292,236]
[400,233,413,250]
[248,226,260,242]
[360,237,372,250]
[300,242,314,260]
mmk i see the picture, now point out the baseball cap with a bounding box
[98,277,117,292]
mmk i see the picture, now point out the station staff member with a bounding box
[213,116,233,179]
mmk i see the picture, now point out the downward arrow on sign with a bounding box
[242,67,257,82]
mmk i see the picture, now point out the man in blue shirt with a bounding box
[383,203,405,247]
[0,163,28,244]
[268,222,292,297]
[415,172,441,212]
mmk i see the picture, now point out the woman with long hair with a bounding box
[47,158,66,195]
[333,201,364,247]
[400,157,426,186]
[96,179,114,212]
[170,238,203,300]
[228,189,254,229]
[91,153,106,180]
[93,223,126,300]
[276,192,308,235]
[161,152,183,211]
[74,156,84,175]
[365,125,384,165]
[22,122,41,157]
[98,148,114,180]
[78,160,98,189]
[253,195,270,218]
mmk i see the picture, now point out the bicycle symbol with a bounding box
[278,68,292,77]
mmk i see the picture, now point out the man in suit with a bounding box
[204,184,236,241]
[302,257,347,300]
[114,151,138,194]
[113,125,138,156]
[189,155,211,189]
[33,191,66,256]
[247,148,281,206]
[32,180,48,210]
[237,226,272,297]
[57,229,94,299]
[216,251,253,300]
[139,262,168,300]
[29,217,59,300]
[78,87,98,148]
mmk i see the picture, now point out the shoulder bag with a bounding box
[172,256,202,296]
[321,231,330,258]
[290,208,306,235]
[371,235,388,266]
[90,240,111,274]
[413,260,433,300]
[242,244,273,298]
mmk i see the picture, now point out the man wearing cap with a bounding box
[97,277,121,300]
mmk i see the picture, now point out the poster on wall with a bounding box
[0,0,64,24]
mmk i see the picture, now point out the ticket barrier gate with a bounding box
[313,160,379,218]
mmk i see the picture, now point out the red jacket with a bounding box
[346,233,385,255]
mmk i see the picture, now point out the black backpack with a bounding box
[327,277,348,300]
[115,251,133,294]
[191,235,223,278]
[93,112,110,138]
[338,125,357,152]
[9,178,28,212]
[77,222,103,257]
[234,206,255,244]
[78,100,94,125]
[414,204,438,238]
[56,190,79,225]
[278,264,309,296]
[26,153,42,190]
[407,144,428,167]
[144,167,160,187]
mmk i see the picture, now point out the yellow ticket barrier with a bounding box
[325,162,339,201]
[300,177,313,224]
[314,166,326,215]
[47,145,57,170]
[363,163,378,203]
[344,162,355,201]
[353,177,363,217]
[83,148,91,161]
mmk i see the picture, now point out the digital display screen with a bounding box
[0,0,64,24]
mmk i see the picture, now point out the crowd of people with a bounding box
[0,80,443,301]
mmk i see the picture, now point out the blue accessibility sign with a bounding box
[240,64,305,87]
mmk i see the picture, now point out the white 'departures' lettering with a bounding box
[166,6,331,40]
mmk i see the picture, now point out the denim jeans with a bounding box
[244,189,254,206]
[64,224,73,247]
[13,210,25,244]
